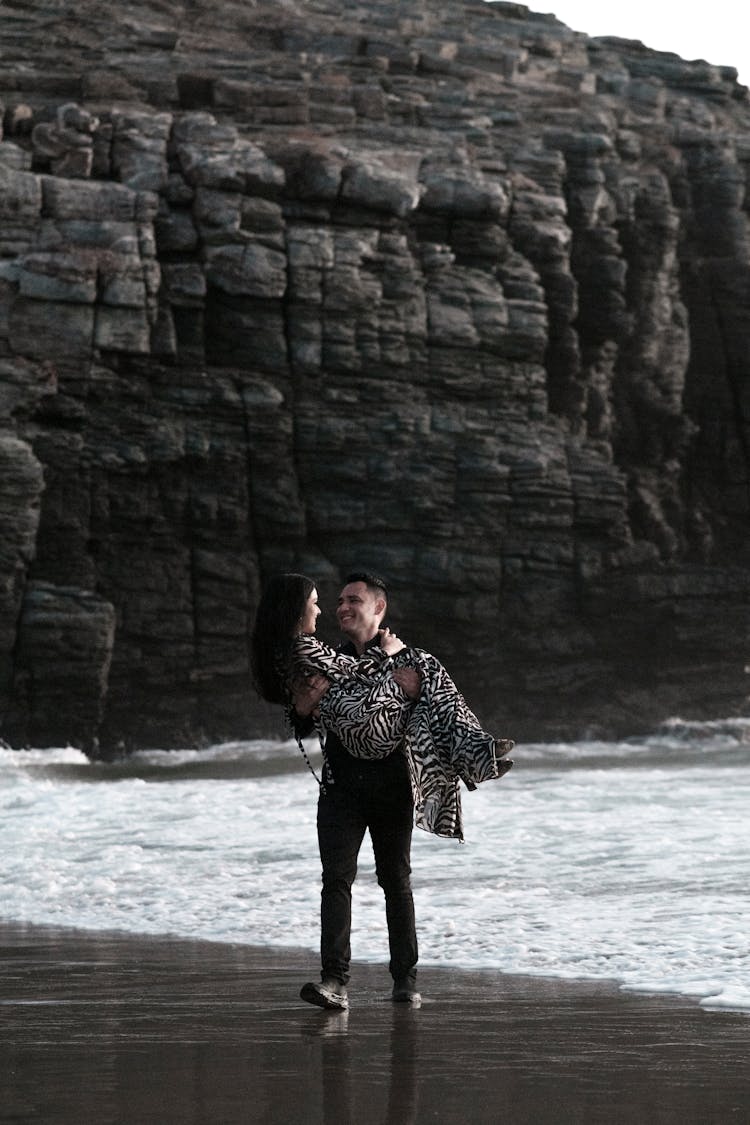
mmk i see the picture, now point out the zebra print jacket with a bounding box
[291,634,510,841]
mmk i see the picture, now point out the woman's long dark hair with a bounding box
[250,573,316,704]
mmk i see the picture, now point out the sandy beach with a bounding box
[1,922,748,1123]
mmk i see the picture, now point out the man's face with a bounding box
[336,581,385,642]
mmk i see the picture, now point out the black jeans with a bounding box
[316,756,418,986]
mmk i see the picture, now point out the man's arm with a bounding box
[393,667,421,700]
[290,674,330,733]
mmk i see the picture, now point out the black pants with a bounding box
[316,757,418,986]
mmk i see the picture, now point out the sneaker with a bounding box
[391,978,421,1004]
[300,978,349,1010]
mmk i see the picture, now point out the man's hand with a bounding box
[393,668,421,700]
[292,674,330,717]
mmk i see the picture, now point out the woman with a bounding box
[250,573,513,840]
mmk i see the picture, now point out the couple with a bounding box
[250,571,514,1011]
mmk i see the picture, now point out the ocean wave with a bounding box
[0,738,323,784]
[517,715,750,767]
[1,723,749,1012]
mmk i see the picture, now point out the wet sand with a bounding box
[1,921,748,1124]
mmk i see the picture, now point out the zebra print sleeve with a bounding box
[318,674,411,759]
[292,634,408,759]
[292,633,391,684]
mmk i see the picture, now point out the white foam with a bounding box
[1,730,749,1011]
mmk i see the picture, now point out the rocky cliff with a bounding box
[1,0,749,754]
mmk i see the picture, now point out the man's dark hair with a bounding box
[345,571,388,598]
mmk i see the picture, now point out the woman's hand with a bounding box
[379,627,406,655]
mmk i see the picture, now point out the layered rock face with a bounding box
[1,0,749,753]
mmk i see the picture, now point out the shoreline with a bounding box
[2,920,749,1123]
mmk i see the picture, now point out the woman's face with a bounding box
[299,588,321,634]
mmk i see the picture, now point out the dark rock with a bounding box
[0,0,749,752]
[0,433,45,722]
[3,582,116,753]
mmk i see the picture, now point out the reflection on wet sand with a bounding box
[2,923,749,1124]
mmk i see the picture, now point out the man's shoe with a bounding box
[300,978,349,1010]
[391,978,421,1004]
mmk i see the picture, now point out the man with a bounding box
[293,572,422,1011]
